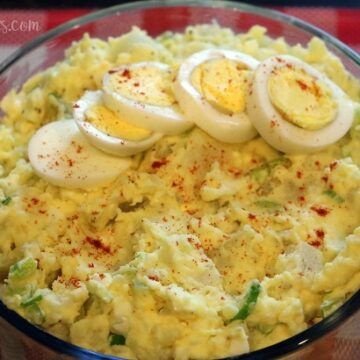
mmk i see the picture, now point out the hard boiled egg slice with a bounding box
[247,55,354,153]
[173,49,259,143]
[74,90,162,157]
[28,119,131,189]
[102,62,192,134]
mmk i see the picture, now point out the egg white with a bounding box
[173,49,259,144]
[103,62,193,135]
[247,55,354,154]
[28,119,131,189]
[73,90,162,157]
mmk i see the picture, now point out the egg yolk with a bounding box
[268,66,337,130]
[191,59,251,114]
[108,66,176,107]
[85,105,151,141]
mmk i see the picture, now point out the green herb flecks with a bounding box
[323,189,344,204]
[109,334,126,346]
[231,281,261,322]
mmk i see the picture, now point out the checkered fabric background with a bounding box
[0,7,359,64]
[0,5,359,360]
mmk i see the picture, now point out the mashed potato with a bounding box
[0,24,359,359]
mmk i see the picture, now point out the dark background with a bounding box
[1,0,360,8]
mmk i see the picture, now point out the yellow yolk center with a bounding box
[85,105,151,141]
[108,66,176,107]
[191,58,251,114]
[268,66,337,130]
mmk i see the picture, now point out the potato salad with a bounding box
[0,24,359,359]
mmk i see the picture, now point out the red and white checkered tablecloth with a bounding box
[0,5,359,360]
[0,7,359,64]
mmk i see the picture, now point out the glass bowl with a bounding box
[0,1,359,359]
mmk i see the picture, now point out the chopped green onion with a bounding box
[353,106,360,123]
[231,280,261,322]
[158,31,174,41]
[109,334,126,346]
[349,107,360,140]
[254,200,281,209]
[48,92,61,99]
[1,196,11,205]
[268,157,292,169]
[86,280,113,303]
[250,157,291,183]
[256,323,275,335]
[250,165,270,182]
[27,303,45,325]
[21,294,43,308]
[9,257,37,280]
[321,299,341,317]
[323,189,344,204]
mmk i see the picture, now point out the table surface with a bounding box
[0,5,359,360]
[0,6,360,64]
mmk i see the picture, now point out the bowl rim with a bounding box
[1,0,360,72]
[1,291,360,359]
[0,1,359,359]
